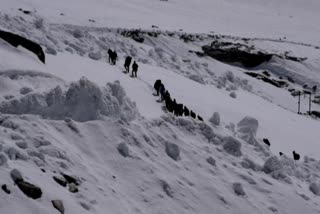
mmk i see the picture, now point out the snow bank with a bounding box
[0,77,139,122]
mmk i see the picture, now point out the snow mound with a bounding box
[223,136,242,157]
[0,77,139,122]
[263,156,283,174]
[209,112,221,126]
[237,116,259,145]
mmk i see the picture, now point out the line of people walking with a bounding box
[107,49,139,78]
[153,79,203,121]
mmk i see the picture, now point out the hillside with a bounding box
[1,1,320,214]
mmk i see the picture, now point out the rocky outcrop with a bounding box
[202,40,306,68]
[52,200,65,214]
[202,42,272,68]
[10,169,42,199]
[0,29,45,64]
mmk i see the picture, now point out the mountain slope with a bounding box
[2,1,320,214]
[2,0,320,44]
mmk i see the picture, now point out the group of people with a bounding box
[124,56,139,78]
[153,79,203,121]
[107,49,118,65]
[107,49,139,78]
[263,138,300,160]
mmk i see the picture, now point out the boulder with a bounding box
[202,43,272,68]
[309,183,320,196]
[206,157,216,166]
[17,180,42,199]
[52,200,64,214]
[223,136,242,157]
[1,184,11,194]
[69,183,79,193]
[209,112,220,126]
[53,176,67,187]
[61,173,80,185]
[165,142,180,161]
[233,182,245,196]
[263,156,283,174]
[117,142,130,157]
[88,52,102,61]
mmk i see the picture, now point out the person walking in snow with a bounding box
[165,96,173,113]
[154,79,162,96]
[107,49,113,64]
[132,61,138,77]
[163,90,171,102]
[190,110,196,119]
[177,103,184,116]
[111,51,118,65]
[159,83,165,101]
[172,99,178,116]
[183,106,190,117]
[124,56,132,73]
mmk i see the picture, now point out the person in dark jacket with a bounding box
[159,84,165,101]
[164,90,171,102]
[183,106,190,117]
[154,79,162,96]
[190,110,196,119]
[177,103,183,116]
[124,56,132,73]
[107,49,113,64]
[172,99,178,116]
[112,51,118,65]
[132,61,138,77]
[165,97,173,113]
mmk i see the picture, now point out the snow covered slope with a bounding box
[2,0,320,45]
[2,0,320,214]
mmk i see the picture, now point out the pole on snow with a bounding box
[309,93,312,114]
[298,91,301,114]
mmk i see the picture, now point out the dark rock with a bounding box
[262,71,270,77]
[61,173,80,185]
[45,46,57,55]
[202,43,272,68]
[20,87,33,95]
[233,182,245,196]
[160,180,173,198]
[53,176,67,187]
[117,142,129,157]
[79,201,91,210]
[165,142,180,161]
[309,183,320,196]
[223,136,242,157]
[52,200,64,214]
[2,184,11,194]
[69,183,79,193]
[17,180,42,199]
[180,34,195,43]
[0,29,45,64]
[245,72,288,88]
[121,30,144,43]
[311,111,320,118]
[206,157,216,166]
